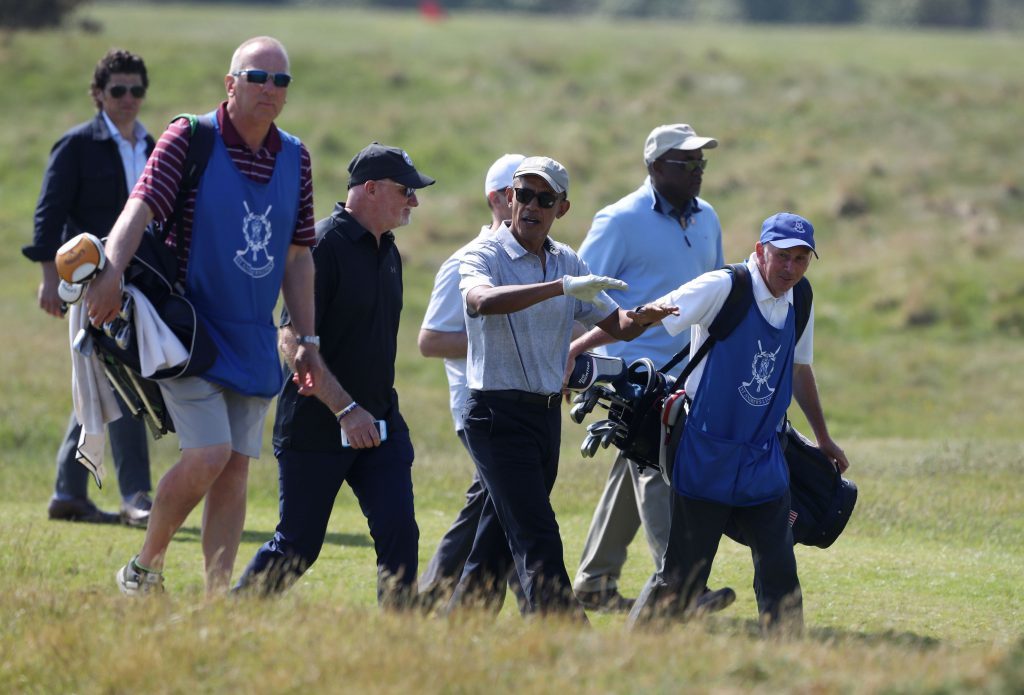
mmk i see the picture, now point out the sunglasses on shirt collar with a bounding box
[108,85,146,99]
[513,187,561,209]
[232,69,292,88]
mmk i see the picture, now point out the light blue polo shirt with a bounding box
[459,221,616,395]
[577,178,723,375]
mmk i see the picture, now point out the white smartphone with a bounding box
[340,420,388,447]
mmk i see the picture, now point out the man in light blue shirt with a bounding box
[572,123,727,612]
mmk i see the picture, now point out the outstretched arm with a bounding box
[792,362,849,472]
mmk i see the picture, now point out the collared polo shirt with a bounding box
[656,252,815,397]
[459,221,614,395]
[577,178,723,374]
[273,204,406,453]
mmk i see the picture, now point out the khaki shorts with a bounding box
[158,377,272,459]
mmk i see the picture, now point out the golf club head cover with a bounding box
[566,352,626,391]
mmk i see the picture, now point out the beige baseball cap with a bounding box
[643,123,718,164]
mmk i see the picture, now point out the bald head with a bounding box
[229,36,289,74]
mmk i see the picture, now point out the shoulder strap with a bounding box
[708,262,753,339]
[659,263,750,376]
[792,276,812,342]
[164,113,216,255]
[172,113,216,194]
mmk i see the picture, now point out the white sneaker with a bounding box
[116,556,164,596]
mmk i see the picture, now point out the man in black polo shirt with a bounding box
[234,142,435,607]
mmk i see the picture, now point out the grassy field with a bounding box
[1,3,1022,692]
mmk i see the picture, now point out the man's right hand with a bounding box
[83,265,123,327]
[38,262,64,318]
[562,274,628,303]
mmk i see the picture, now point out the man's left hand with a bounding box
[626,302,679,327]
[818,436,849,473]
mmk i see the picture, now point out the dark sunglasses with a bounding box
[232,69,292,88]
[389,182,417,198]
[513,187,561,209]
[108,85,146,99]
[661,158,707,173]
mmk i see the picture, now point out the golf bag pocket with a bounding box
[674,425,788,506]
[92,228,217,380]
[779,424,858,548]
[723,423,858,548]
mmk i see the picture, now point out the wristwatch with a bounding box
[298,335,320,349]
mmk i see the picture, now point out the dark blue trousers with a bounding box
[632,489,802,630]
[448,393,581,616]
[236,429,418,607]
[54,393,151,499]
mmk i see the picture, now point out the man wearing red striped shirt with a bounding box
[86,36,324,595]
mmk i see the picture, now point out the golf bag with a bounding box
[722,421,858,549]
[85,113,218,436]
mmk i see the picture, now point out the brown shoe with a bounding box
[120,491,152,528]
[576,588,636,613]
[48,497,120,524]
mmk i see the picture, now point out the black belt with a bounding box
[472,389,561,409]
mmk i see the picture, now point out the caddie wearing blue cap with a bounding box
[570,211,849,634]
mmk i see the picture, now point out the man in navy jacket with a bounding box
[24,49,154,526]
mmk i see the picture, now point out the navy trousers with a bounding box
[236,429,418,607]
[54,393,151,499]
[631,489,802,630]
[418,431,524,612]
[448,393,581,616]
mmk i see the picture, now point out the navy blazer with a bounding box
[23,113,156,263]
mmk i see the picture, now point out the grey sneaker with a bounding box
[120,491,153,528]
[116,556,164,596]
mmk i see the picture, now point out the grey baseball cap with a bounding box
[513,156,569,195]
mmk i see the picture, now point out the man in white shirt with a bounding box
[417,153,525,610]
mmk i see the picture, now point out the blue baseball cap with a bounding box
[759,212,818,258]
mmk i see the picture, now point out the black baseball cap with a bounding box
[347,142,436,189]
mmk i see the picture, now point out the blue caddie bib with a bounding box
[673,298,795,506]
[186,112,300,397]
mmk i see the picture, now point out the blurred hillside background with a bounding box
[5,0,1024,30]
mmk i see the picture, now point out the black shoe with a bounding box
[576,588,636,613]
[48,497,120,524]
[120,491,152,528]
[692,586,736,616]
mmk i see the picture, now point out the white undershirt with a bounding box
[101,110,149,189]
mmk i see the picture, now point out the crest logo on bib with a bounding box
[738,339,782,407]
[235,201,275,278]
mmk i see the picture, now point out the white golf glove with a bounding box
[562,274,628,303]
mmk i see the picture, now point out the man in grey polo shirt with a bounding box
[447,156,677,616]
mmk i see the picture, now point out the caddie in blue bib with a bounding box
[674,298,795,506]
[186,111,300,397]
